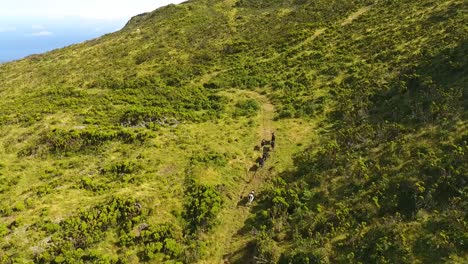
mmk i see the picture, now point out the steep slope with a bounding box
[0,0,466,263]
[237,0,467,263]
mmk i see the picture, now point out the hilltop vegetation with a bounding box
[0,0,466,263]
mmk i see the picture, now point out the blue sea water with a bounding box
[0,16,127,62]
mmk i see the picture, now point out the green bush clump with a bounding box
[415,211,468,263]
[21,127,149,156]
[46,128,115,152]
[79,176,108,193]
[0,223,9,238]
[120,107,171,127]
[96,161,141,184]
[0,175,19,195]
[13,201,26,212]
[235,0,286,8]
[62,197,141,243]
[233,99,260,117]
[41,221,61,233]
[91,76,229,125]
[277,105,295,119]
[137,223,184,261]
[0,201,13,217]
[279,248,326,264]
[254,230,281,263]
[105,161,139,176]
[190,151,228,167]
[183,177,224,234]
[35,196,187,263]
[37,197,142,263]
[342,221,412,263]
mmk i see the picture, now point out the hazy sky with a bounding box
[0,0,186,19]
[0,0,186,62]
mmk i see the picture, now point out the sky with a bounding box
[0,0,186,62]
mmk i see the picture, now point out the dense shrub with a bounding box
[79,176,108,193]
[414,211,468,263]
[21,127,149,156]
[183,177,224,234]
[190,151,228,167]
[343,222,412,263]
[233,99,261,117]
[137,223,184,261]
[279,250,324,264]
[0,223,8,238]
[36,197,143,263]
[254,230,281,263]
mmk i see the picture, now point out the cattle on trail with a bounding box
[259,157,265,167]
[248,191,255,204]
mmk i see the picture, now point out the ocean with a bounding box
[0,16,127,62]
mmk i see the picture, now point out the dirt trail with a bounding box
[236,90,275,198]
[199,90,275,264]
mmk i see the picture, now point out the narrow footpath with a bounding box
[222,90,275,264]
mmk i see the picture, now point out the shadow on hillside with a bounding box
[369,39,467,125]
[223,241,256,264]
[236,196,249,207]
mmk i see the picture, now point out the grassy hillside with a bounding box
[0,0,466,263]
